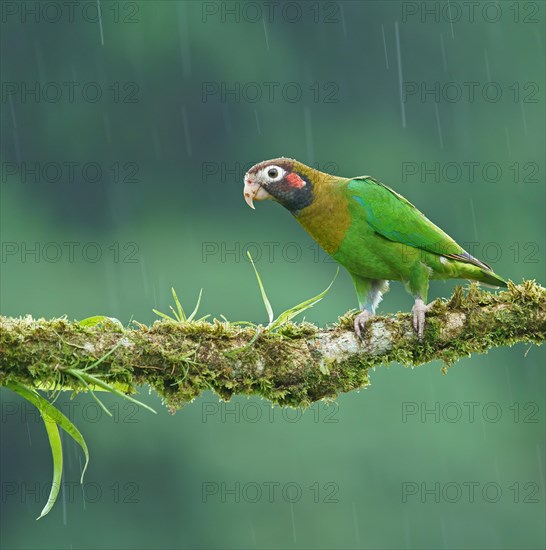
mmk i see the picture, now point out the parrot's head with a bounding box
[243,157,317,213]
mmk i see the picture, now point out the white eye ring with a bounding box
[260,165,285,183]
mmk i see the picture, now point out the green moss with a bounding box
[1,281,544,409]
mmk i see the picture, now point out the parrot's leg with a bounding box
[412,298,432,343]
[351,275,389,339]
[407,262,432,342]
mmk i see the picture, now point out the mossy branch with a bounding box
[1,281,544,410]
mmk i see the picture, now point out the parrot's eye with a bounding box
[259,164,285,184]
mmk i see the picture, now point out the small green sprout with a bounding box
[153,288,209,323]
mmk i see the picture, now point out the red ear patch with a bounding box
[286,172,305,188]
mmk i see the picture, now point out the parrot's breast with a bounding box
[293,183,351,255]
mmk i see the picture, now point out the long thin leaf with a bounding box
[224,327,263,358]
[73,371,157,414]
[268,268,339,331]
[187,289,203,322]
[7,382,90,484]
[247,251,274,324]
[7,382,65,519]
[80,338,126,372]
[152,308,175,321]
[171,287,186,322]
[38,417,62,520]
[67,369,113,417]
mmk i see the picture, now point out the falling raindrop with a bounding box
[394,22,406,128]
[152,283,159,310]
[97,0,105,46]
[140,256,150,298]
[484,49,491,82]
[520,101,528,135]
[479,408,487,441]
[222,105,233,136]
[177,2,192,79]
[440,33,448,73]
[303,107,314,165]
[262,19,270,51]
[440,517,448,548]
[26,421,32,446]
[290,501,297,542]
[446,0,455,39]
[504,127,512,157]
[249,519,257,546]
[254,109,262,135]
[536,444,545,491]
[152,127,163,160]
[181,106,193,157]
[8,95,21,164]
[352,502,361,546]
[403,510,412,548]
[62,483,67,525]
[504,364,514,402]
[104,261,121,316]
[33,39,46,83]
[469,198,478,241]
[493,454,501,484]
[381,24,389,69]
[427,368,437,403]
[103,113,112,145]
[339,4,347,37]
[434,103,444,149]
[534,28,543,51]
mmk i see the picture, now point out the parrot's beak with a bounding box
[244,186,256,209]
[243,180,271,210]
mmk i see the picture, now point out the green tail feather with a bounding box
[475,269,508,288]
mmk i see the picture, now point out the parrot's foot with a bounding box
[354,310,373,340]
[412,298,432,343]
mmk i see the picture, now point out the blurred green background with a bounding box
[1,1,544,548]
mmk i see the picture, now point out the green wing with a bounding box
[347,177,491,270]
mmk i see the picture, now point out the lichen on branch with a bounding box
[1,281,544,410]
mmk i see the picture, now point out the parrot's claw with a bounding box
[354,310,373,340]
[412,298,432,343]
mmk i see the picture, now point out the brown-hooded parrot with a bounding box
[243,158,507,341]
